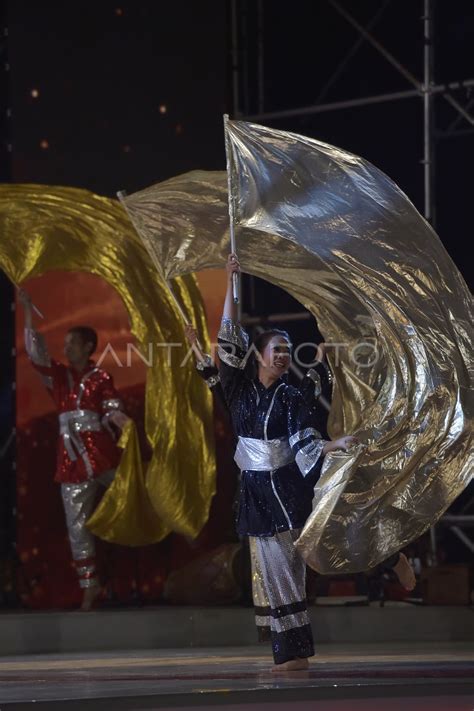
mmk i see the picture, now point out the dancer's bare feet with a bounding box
[272,657,309,673]
[80,584,101,612]
[393,553,416,591]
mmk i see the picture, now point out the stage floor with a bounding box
[0,642,473,710]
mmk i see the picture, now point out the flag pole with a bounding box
[223,114,240,304]
[11,278,44,319]
[117,190,206,363]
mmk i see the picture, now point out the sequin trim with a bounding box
[252,382,261,405]
[289,427,322,448]
[101,398,122,411]
[79,570,97,581]
[306,369,320,384]
[322,361,334,384]
[218,317,249,351]
[59,410,102,434]
[76,563,96,577]
[218,345,244,369]
[305,368,322,398]
[295,439,326,476]
[196,354,213,371]
[264,384,285,440]
[270,471,292,528]
[59,410,102,478]
[271,610,310,633]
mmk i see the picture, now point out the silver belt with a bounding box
[59,409,102,463]
[234,436,294,471]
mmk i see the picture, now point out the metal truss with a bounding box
[436,495,474,557]
[231,0,474,225]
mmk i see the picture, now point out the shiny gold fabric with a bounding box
[122,121,473,573]
[0,184,215,545]
[87,420,160,544]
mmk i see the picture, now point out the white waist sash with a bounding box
[234,436,294,471]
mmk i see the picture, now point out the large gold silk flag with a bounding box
[0,183,215,544]
[121,121,473,573]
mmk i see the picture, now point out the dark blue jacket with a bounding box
[218,318,326,537]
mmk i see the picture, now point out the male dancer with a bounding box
[19,290,129,610]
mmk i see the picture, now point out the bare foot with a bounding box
[272,657,309,673]
[393,553,416,591]
[80,584,101,612]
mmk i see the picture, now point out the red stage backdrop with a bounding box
[15,269,235,609]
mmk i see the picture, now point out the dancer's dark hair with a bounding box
[254,328,291,355]
[68,326,98,355]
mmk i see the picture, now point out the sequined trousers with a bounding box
[249,529,314,665]
[61,470,115,589]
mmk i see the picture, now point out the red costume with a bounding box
[25,328,121,482]
[25,327,123,590]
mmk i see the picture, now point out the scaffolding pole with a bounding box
[244,79,474,122]
[423,0,434,222]
[257,0,264,114]
[230,0,240,118]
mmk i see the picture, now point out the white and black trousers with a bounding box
[250,528,314,665]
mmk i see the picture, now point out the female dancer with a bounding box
[214,253,359,670]
[187,254,415,670]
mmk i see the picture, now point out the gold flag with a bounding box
[0,183,216,545]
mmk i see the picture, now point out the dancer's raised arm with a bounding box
[18,288,57,394]
[223,253,240,323]
[217,254,249,403]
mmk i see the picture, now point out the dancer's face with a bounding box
[259,336,291,380]
[64,332,93,367]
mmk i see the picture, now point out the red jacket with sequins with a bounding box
[25,328,122,483]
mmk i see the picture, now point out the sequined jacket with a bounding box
[25,328,123,484]
[218,317,326,537]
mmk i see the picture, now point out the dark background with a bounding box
[6,0,474,280]
[1,0,473,606]
[7,1,227,192]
